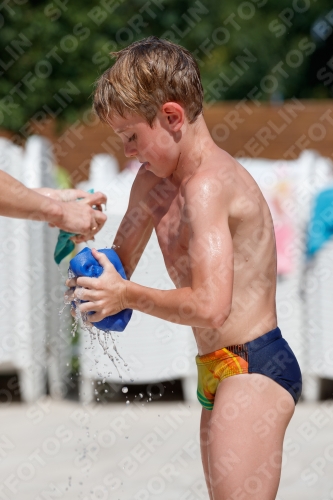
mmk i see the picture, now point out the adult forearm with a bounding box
[125,281,217,328]
[0,170,63,222]
[33,187,60,200]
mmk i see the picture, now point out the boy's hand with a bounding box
[70,249,128,322]
[64,280,76,303]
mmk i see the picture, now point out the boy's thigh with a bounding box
[207,373,295,498]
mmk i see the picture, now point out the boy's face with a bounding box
[108,108,182,178]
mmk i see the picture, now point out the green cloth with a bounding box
[54,230,76,265]
[54,189,94,265]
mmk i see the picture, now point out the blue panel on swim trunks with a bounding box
[69,247,133,332]
[247,327,302,404]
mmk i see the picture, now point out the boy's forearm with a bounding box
[125,281,215,328]
[0,170,63,223]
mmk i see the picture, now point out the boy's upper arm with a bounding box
[113,166,158,278]
[185,173,234,320]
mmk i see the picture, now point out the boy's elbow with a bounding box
[202,305,231,329]
[208,315,226,329]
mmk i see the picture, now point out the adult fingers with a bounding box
[84,209,107,239]
[72,189,91,199]
[70,235,91,244]
[82,191,107,207]
[92,210,107,232]
[60,189,89,202]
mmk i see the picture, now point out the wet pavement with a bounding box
[0,399,332,499]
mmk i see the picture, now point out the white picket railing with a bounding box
[1,136,333,403]
[0,136,71,403]
[240,151,332,401]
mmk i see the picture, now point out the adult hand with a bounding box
[51,192,107,241]
[70,249,127,322]
[34,187,96,203]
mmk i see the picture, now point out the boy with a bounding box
[67,37,302,499]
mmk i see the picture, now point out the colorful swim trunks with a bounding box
[196,326,302,410]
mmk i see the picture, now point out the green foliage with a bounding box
[0,0,332,132]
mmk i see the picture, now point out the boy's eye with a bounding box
[128,134,136,142]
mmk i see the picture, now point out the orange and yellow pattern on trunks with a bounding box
[196,345,249,410]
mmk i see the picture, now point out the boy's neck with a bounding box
[171,114,216,185]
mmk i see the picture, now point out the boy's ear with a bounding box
[161,102,184,132]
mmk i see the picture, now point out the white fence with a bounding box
[0,136,71,402]
[1,136,333,403]
[240,150,332,400]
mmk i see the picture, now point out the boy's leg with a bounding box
[208,373,295,500]
[200,408,214,500]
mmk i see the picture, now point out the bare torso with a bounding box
[144,149,277,355]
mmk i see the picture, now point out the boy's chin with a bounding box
[143,161,171,178]
[143,162,160,176]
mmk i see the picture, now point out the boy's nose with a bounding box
[124,144,137,158]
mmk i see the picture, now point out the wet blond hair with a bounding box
[93,36,203,127]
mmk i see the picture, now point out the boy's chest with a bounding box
[150,190,191,275]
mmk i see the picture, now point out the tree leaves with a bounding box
[0,0,332,133]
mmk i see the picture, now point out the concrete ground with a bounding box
[0,399,332,500]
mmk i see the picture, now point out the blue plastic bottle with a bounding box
[69,247,133,332]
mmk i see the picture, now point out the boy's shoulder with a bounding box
[184,148,236,200]
[127,165,162,209]
[132,164,161,189]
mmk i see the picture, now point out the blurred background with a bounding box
[1,1,333,499]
